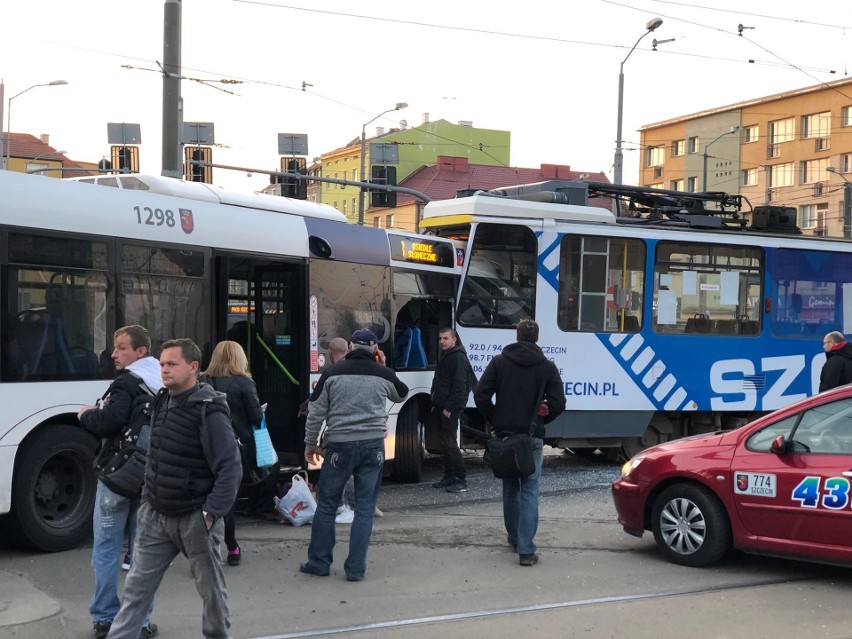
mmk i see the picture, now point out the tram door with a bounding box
[217,256,307,465]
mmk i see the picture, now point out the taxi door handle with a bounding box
[843,472,852,478]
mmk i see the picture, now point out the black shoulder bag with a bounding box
[483,363,547,479]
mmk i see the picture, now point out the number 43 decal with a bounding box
[792,475,851,510]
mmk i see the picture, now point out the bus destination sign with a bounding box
[389,234,454,268]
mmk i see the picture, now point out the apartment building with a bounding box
[639,77,852,237]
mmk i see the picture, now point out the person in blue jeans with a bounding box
[473,320,565,567]
[78,325,163,639]
[301,328,408,581]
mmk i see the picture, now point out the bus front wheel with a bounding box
[5,424,98,552]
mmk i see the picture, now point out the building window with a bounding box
[373,216,382,228]
[800,204,816,229]
[688,137,699,154]
[843,106,852,127]
[842,154,852,173]
[769,163,794,187]
[687,176,697,192]
[352,198,356,212]
[671,140,685,157]
[670,179,684,191]
[769,118,795,145]
[646,146,664,167]
[800,158,828,184]
[342,200,347,216]
[386,214,394,228]
[743,125,759,143]
[742,168,758,186]
[802,112,831,139]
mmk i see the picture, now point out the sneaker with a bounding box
[227,547,241,566]
[445,479,468,493]
[432,475,455,488]
[121,554,131,571]
[519,553,539,567]
[335,504,354,524]
[139,623,159,638]
[93,620,111,639]
[374,505,384,518]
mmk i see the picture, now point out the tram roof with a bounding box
[421,192,616,227]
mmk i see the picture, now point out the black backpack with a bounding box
[97,380,156,498]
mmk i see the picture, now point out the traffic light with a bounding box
[275,157,307,199]
[370,165,397,208]
[184,146,212,183]
[110,146,139,173]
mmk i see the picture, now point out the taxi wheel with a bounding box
[651,483,731,567]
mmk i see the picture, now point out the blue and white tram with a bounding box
[421,181,850,459]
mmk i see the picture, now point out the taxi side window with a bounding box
[746,415,798,452]
[791,398,852,454]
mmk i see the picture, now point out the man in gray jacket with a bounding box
[300,328,408,581]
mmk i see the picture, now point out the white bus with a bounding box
[0,170,457,551]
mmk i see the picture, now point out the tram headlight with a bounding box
[620,455,645,478]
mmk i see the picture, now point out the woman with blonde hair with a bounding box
[202,340,265,566]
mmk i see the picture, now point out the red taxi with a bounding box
[611,385,852,567]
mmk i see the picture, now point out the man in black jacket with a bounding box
[78,325,163,639]
[430,328,474,493]
[474,320,565,567]
[106,339,241,639]
[819,331,852,392]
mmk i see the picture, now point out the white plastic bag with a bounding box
[274,473,316,526]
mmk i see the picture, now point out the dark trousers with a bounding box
[431,407,465,479]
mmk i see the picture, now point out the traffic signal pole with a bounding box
[161,0,182,178]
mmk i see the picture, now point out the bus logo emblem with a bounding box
[179,208,194,234]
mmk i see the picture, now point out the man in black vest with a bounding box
[107,339,241,639]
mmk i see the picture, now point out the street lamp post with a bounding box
[613,17,663,186]
[358,102,408,225]
[702,126,741,191]
[827,166,852,238]
[5,80,68,170]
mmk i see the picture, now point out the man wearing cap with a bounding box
[301,328,408,581]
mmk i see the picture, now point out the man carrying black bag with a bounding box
[473,320,565,567]
[78,325,163,639]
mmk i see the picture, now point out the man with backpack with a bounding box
[78,325,163,639]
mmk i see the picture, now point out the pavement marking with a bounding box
[251,574,827,639]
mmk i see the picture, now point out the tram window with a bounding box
[120,244,210,355]
[652,242,763,336]
[457,224,536,328]
[770,248,852,339]
[557,235,645,333]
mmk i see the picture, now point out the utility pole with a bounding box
[162,0,182,178]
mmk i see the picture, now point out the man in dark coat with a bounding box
[819,331,852,392]
[430,328,474,493]
[474,320,565,567]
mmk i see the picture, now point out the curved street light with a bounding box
[358,101,408,225]
[613,17,663,186]
[5,80,68,170]
[702,125,741,191]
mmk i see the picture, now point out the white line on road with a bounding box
[252,575,818,639]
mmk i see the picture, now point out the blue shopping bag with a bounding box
[254,414,278,468]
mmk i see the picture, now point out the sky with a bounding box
[3,0,852,192]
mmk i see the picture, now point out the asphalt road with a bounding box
[2,450,851,639]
